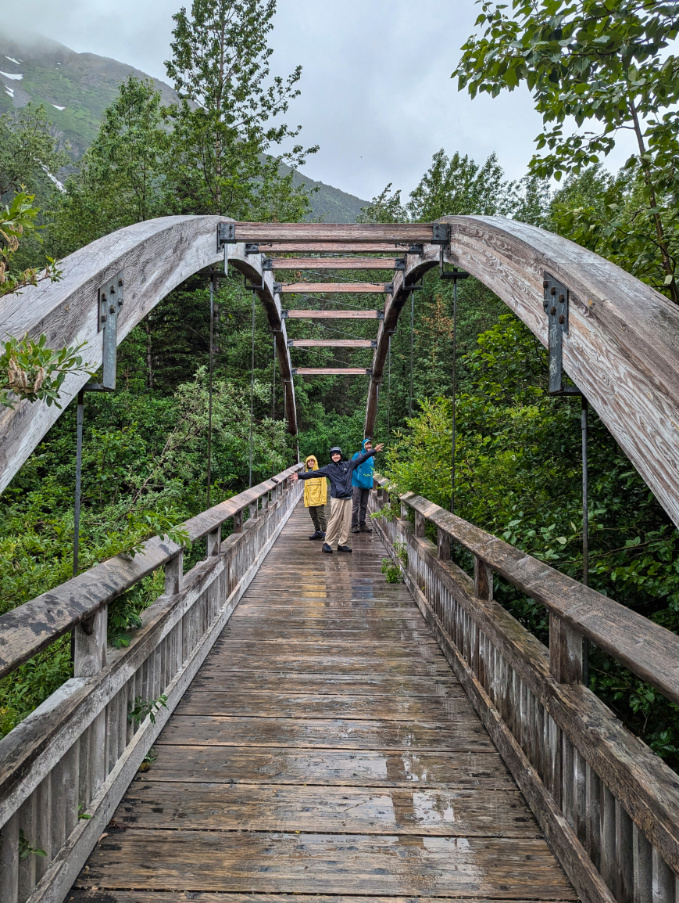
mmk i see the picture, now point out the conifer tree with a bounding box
[164,0,317,220]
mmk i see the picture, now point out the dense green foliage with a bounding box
[454,0,679,302]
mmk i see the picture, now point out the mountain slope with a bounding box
[0,32,368,222]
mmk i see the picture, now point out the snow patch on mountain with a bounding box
[4,56,20,65]
[52,104,65,111]
[5,86,14,98]
[0,70,23,80]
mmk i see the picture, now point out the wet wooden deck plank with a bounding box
[71,501,576,901]
[135,747,518,788]
[114,784,540,836]
[70,894,575,903]
[175,689,474,720]
[189,672,463,696]
[75,830,575,897]
[158,714,492,750]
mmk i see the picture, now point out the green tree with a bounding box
[54,78,167,253]
[164,0,317,219]
[454,0,679,301]
[0,105,68,201]
[408,149,515,221]
[357,183,408,223]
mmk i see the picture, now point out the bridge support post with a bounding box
[474,558,493,602]
[549,615,583,683]
[74,609,107,678]
[165,552,183,595]
[437,528,451,561]
[207,526,221,557]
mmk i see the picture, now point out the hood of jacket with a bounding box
[305,455,318,471]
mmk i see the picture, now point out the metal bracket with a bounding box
[262,257,273,271]
[377,311,385,320]
[366,367,373,376]
[440,266,469,282]
[370,339,377,348]
[385,283,394,294]
[403,279,423,294]
[544,272,581,396]
[217,222,236,248]
[291,368,297,376]
[408,244,424,255]
[394,259,406,273]
[244,273,264,291]
[273,282,282,294]
[281,310,289,319]
[97,272,123,390]
[245,242,259,255]
[432,223,451,245]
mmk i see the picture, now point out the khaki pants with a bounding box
[325,497,352,548]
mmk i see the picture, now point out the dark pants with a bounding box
[351,486,370,528]
[308,504,327,533]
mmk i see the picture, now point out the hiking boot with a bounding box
[351,526,360,534]
[309,531,322,540]
[359,524,373,533]
[322,543,333,554]
[338,545,353,553]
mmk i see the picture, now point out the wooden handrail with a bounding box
[376,477,679,706]
[0,464,301,680]
[369,480,679,901]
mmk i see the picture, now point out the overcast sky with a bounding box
[5,0,636,201]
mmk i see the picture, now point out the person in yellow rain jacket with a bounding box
[303,454,328,540]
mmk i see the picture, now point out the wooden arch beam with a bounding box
[363,245,440,437]
[0,215,298,495]
[366,215,679,530]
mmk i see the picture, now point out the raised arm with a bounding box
[347,443,383,472]
[292,465,330,482]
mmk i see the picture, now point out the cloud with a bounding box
[3,0,638,202]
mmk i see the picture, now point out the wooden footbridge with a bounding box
[1,218,679,903]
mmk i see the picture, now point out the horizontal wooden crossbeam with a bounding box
[284,310,383,319]
[235,223,432,242]
[271,258,402,271]
[279,282,392,294]
[289,339,376,348]
[263,243,417,253]
[293,368,372,375]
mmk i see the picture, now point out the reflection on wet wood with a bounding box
[136,747,517,788]
[116,783,540,836]
[77,830,575,897]
[71,502,575,901]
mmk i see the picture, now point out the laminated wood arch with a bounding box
[0,215,297,494]
[365,215,679,529]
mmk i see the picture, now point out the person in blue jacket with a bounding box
[351,438,375,533]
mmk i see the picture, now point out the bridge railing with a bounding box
[370,477,679,903]
[0,465,302,903]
